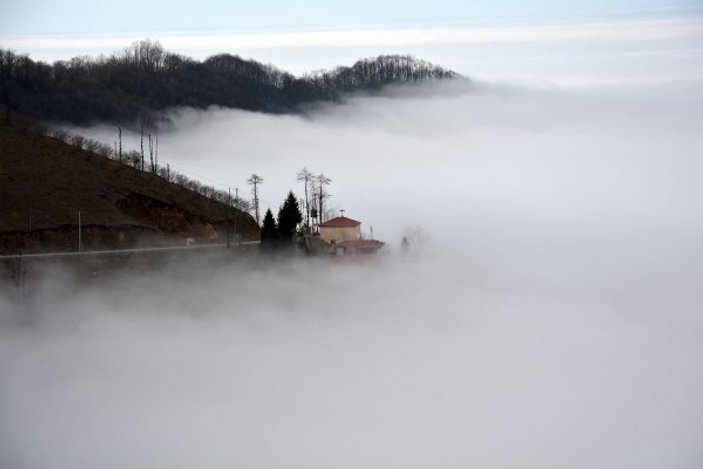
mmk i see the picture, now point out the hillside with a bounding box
[0,120,259,254]
[0,41,458,126]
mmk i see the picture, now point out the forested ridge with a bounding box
[0,39,458,126]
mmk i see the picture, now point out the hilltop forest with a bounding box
[0,39,457,126]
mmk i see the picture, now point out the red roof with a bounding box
[319,216,361,228]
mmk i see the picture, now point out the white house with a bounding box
[318,215,384,257]
[318,216,362,244]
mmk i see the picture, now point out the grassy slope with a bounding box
[0,121,259,253]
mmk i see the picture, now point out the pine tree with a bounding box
[260,209,278,248]
[277,191,303,238]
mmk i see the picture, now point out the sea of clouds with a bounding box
[2,79,703,468]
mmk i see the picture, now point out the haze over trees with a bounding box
[0,39,458,126]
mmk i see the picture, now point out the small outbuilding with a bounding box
[329,239,385,256]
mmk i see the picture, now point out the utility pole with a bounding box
[118,126,123,162]
[247,174,263,225]
[148,133,154,173]
[234,188,239,245]
[78,211,82,253]
[140,122,144,171]
[227,187,231,248]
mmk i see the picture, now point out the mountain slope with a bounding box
[0,120,259,254]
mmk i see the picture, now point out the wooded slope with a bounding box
[1,40,458,126]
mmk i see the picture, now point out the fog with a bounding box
[3,80,703,468]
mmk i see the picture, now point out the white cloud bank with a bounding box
[3,80,703,468]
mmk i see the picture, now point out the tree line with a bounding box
[247,167,333,230]
[4,112,340,234]
[32,123,338,233]
[1,40,458,126]
[20,121,252,212]
[260,192,303,253]
[253,166,338,254]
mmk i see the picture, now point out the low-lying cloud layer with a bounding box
[3,80,703,468]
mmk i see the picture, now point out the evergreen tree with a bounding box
[260,209,278,248]
[277,191,303,238]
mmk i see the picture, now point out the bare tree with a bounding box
[118,126,122,162]
[148,133,155,173]
[140,122,145,171]
[316,173,331,223]
[70,134,86,149]
[297,167,314,228]
[122,39,165,71]
[247,173,263,225]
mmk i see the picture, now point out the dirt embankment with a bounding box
[0,122,259,254]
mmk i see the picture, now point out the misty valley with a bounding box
[2,26,703,469]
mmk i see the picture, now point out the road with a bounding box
[0,241,260,260]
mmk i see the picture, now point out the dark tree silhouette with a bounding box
[277,191,303,238]
[0,42,459,126]
[260,209,278,250]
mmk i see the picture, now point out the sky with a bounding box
[1,0,700,34]
[1,0,702,83]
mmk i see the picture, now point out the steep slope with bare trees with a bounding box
[0,118,259,254]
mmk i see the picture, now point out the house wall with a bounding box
[320,225,361,244]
